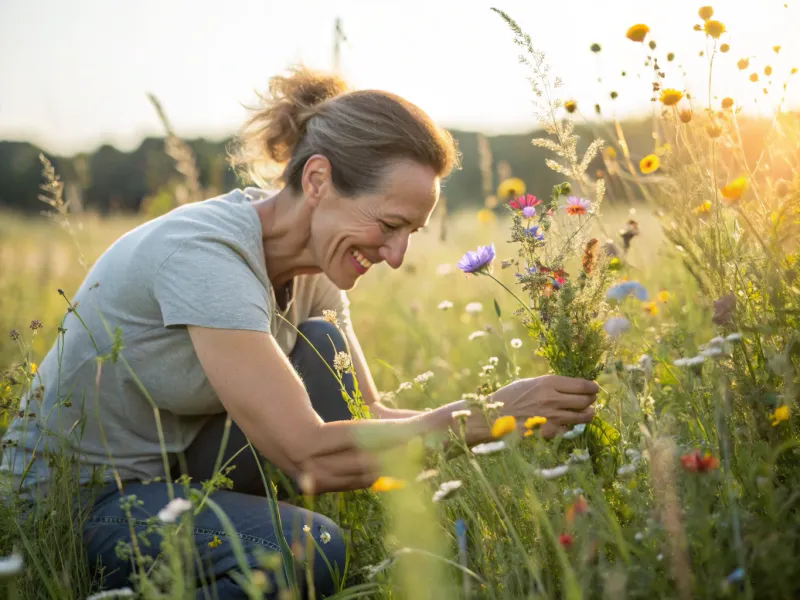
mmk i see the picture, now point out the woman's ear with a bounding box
[301,154,332,208]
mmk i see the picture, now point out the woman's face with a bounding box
[307,159,440,290]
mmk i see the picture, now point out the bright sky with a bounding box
[1,0,798,155]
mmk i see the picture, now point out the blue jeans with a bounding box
[82,320,355,598]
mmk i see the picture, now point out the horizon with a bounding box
[1,0,798,156]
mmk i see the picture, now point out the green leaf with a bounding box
[493,298,502,318]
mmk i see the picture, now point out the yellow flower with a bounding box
[639,154,660,174]
[720,177,747,204]
[208,535,222,548]
[659,89,683,106]
[476,209,496,224]
[30,363,37,375]
[706,122,723,138]
[764,65,773,76]
[564,100,577,113]
[370,476,406,492]
[704,20,725,39]
[679,109,693,123]
[626,24,649,43]
[491,415,517,438]
[737,58,749,70]
[749,72,759,82]
[524,416,547,429]
[604,147,617,160]
[770,405,789,426]
[721,97,734,109]
[657,290,671,303]
[642,301,659,316]
[698,6,714,20]
[497,177,526,199]
[773,45,781,53]
[693,200,712,216]
[720,43,730,53]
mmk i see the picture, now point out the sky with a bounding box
[1,0,798,155]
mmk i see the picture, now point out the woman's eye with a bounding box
[380,221,399,233]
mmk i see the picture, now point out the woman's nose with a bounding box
[379,236,409,269]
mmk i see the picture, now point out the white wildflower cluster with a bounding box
[510,338,523,348]
[397,381,413,393]
[568,449,591,463]
[321,309,339,327]
[333,351,352,372]
[86,589,136,600]
[617,448,642,477]
[536,464,570,479]
[438,300,453,310]
[465,301,483,314]
[414,371,434,385]
[471,441,506,455]
[0,551,23,577]
[485,401,505,410]
[432,480,463,502]
[562,423,586,440]
[603,317,631,338]
[452,409,472,420]
[468,330,486,341]
[675,333,743,367]
[158,497,192,523]
[415,469,439,482]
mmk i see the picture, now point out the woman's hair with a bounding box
[230,65,460,195]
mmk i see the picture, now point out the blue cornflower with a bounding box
[606,281,648,302]
[457,244,496,274]
[525,226,545,241]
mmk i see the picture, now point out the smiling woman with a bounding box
[0,65,600,598]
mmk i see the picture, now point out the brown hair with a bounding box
[230,65,459,195]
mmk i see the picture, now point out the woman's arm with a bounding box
[188,326,598,494]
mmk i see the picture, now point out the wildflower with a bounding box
[208,535,222,548]
[457,244,496,274]
[491,415,517,438]
[698,6,713,20]
[639,154,660,174]
[648,40,656,50]
[303,525,311,533]
[659,89,683,106]
[680,449,719,472]
[720,177,747,204]
[468,331,486,341]
[590,43,602,52]
[679,109,693,123]
[604,147,617,161]
[616,463,638,476]
[370,476,406,492]
[634,531,645,542]
[452,409,472,420]
[610,91,618,100]
[522,206,537,218]
[525,225,545,241]
[158,497,192,523]
[510,338,522,349]
[626,24,649,43]
[606,281,648,302]
[562,423,586,440]
[485,401,504,410]
[657,290,670,303]
[642,301,658,316]
[416,469,439,482]
[497,177,526,199]
[737,58,749,70]
[706,122,723,138]
[770,405,789,426]
[568,450,591,463]
[721,97,734,109]
[509,193,541,210]
[436,263,453,276]
[773,45,781,53]
[749,72,759,82]
[720,43,730,53]
[465,301,483,314]
[704,20,725,38]
[764,65,772,76]
[397,382,413,392]
[537,464,570,479]
[333,351,352,372]
[86,589,136,600]
[564,100,577,113]
[8,329,20,341]
[320,530,331,544]
[321,310,339,327]
[725,332,742,342]
[476,209,495,224]
[471,441,507,455]
[564,196,591,216]
[673,356,706,368]
[414,371,434,384]
[29,362,37,375]
[432,480,463,502]
[29,320,43,331]
[582,238,599,274]
[693,200,712,215]
[603,317,631,338]
[524,417,547,428]
[488,356,499,365]
[438,300,453,310]
[559,533,574,547]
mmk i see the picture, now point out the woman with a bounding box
[1,66,598,597]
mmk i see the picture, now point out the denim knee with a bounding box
[296,319,346,363]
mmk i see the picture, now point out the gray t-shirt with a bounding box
[1,188,350,497]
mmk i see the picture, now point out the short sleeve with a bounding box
[154,240,272,332]
[309,275,352,329]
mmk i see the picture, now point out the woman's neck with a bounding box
[252,188,321,290]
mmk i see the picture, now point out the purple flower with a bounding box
[522,206,537,218]
[525,226,544,241]
[457,244,496,274]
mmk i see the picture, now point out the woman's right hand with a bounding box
[490,375,600,439]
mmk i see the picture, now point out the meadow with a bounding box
[2,7,800,600]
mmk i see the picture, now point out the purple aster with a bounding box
[457,243,496,274]
[525,226,545,241]
[522,206,537,218]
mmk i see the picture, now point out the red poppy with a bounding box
[509,194,542,210]
[559,533,574,547]
[680,449,720,472]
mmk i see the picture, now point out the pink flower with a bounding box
[564,196,591,216]
[509,194,542,210]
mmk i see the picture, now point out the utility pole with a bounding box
[333,17,347,74]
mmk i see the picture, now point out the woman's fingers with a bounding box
[554,393,597,411]
[551,406,595,425]
[552,375,600,396]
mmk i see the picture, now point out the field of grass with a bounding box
[2,7,800,600]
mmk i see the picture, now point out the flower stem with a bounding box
[484,273,538,323]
